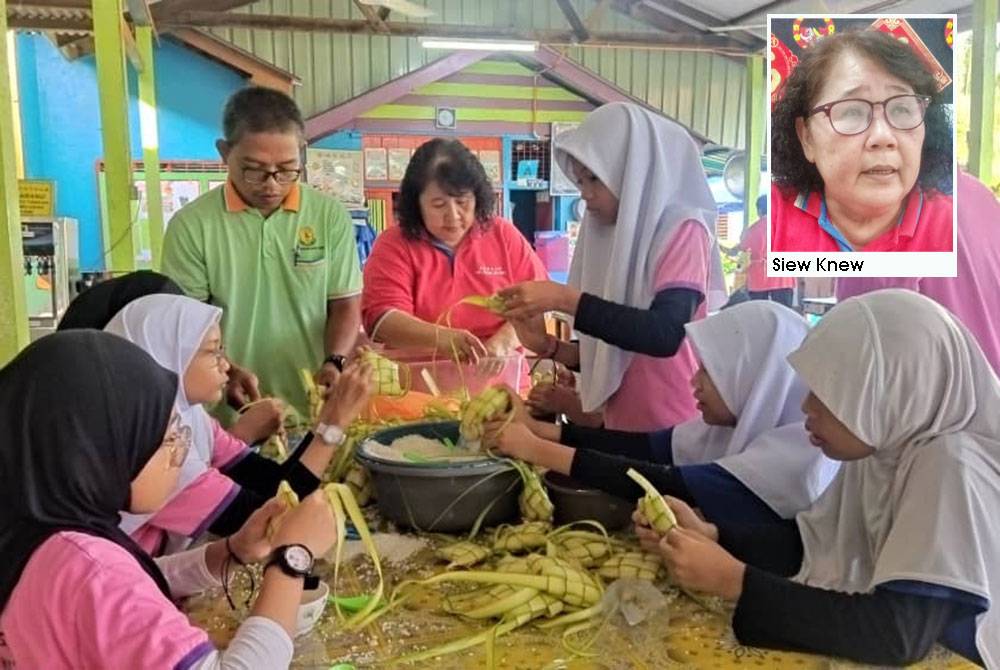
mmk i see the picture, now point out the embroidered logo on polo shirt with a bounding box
[477,265,506,277]
[298,226,317,247]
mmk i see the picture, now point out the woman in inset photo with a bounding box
[770,30,953,253]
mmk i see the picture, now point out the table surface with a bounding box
[184,532,977,670]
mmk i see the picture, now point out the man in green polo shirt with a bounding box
[162,87,362,421]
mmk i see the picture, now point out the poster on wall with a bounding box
[364,147,388,180]
[305,148,365,208]
[549,122,580,195]
[388,148,412,181]
[478,150,502,185]
[136,180,201,227]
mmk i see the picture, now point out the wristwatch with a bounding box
[323,354,347,372]
[266,544,314,579]
[315,421,347,446]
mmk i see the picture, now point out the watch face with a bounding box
[285,545,313,572]
[322,425,343,445]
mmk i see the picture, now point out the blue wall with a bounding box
[311,130,362,150]
[17,35,246,271]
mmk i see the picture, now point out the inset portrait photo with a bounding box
[768,16,957,278]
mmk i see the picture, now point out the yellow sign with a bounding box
[18,180,56,217]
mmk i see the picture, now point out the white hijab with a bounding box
[555,102,727,412]
[789,290,1000,667]
[105,294,223,536]
[673,301,838,516]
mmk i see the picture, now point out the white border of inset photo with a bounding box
[767,14,958,278]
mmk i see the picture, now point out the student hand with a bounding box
[663,495,719,541]
[314,362,342,389]
[231,398,285,445]
[659,528,745,601]
[633,497,718,542]
[228,497,287,564]
[436,327,488,364]
[633,511,664,554]
[484,330,517,358]
[507,314,549,354]
[226,362,262,409]
[319,361,373,428]
[506,388,533,426]
[527,382,581,417]
[483,419,536,461]
[271,490,339,559]
[499,281,582,319]
[555,365,576,388]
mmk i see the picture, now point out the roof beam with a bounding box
[625,0,763,48]
[161,11,747,50]
[7,0,90,7]
[556,0,591,42]
[584,0,612,31]
[170,28,298,93]
[150,0,257,17]
[5,14,91,31]
[119,14,144,70]
[353,0,391,34]
[527,45,711,142]
[304,49,492,141]
[124,0,153,26]
[729,0,789,25]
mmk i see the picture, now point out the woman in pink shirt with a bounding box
[362,138,547,362]
[770,31,953,253]
[737,196,797,306]
[0,331,340,669]
[836,171,1000,373]
[501,103,728,431]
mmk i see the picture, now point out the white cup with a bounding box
[295,580,329,637]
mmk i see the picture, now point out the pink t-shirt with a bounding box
[771,183,954,252]
[131,420,246,555]
[741,219,796,292]
[211,420,251,470]
[837,172,1000,374]
[601,221,709,431]
[362,217,548,341]
[0,532,212,670]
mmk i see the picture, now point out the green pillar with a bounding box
[0,10,31,365]
[969,0,997,185]
[92,0,136,274]
[136,26,164,270]
[744,54,765,225]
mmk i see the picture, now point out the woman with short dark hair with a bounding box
[362,138,547,362]
[770,30,953,252]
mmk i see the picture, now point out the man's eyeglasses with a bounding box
[807,94,931,136]
[242,168,301,185]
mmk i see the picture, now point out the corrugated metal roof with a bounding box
[202,0,750,146]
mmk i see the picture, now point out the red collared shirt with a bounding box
[770,183,953,252]
[362,217,548,341]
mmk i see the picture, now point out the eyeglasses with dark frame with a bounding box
[242,168,301,185]
[807,94,932,136]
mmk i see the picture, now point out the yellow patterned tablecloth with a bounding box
[185,536,976,670]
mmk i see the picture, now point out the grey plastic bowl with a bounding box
[544,471,634,531]
[355,421,521,533]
